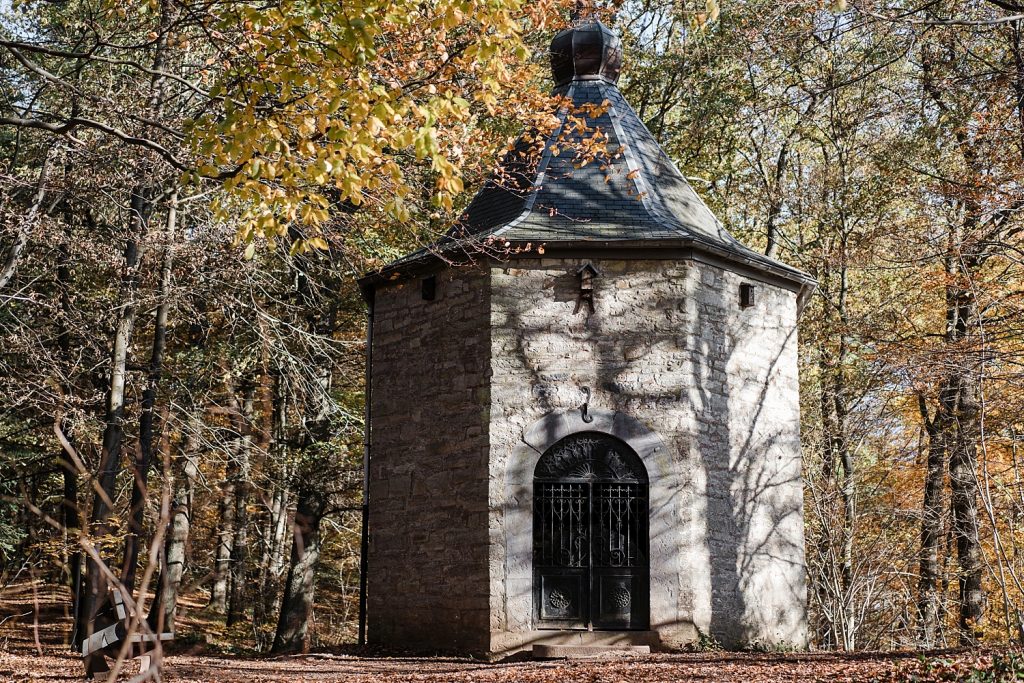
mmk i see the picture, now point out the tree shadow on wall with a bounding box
[496,261,806,649]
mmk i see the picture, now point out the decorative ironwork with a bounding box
[595,483,646,568]
[535,483,587,568]
[611,584,632,609]
[534,432,647,482]
[548,589,571,610]
[533,432,649,630]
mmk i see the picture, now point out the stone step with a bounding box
[532,644,651,660]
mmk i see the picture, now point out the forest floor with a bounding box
[1,581,1021,682]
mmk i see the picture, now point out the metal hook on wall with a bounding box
[580,386,593,423]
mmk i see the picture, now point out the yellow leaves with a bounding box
[311,159,332,185]
[188,0,551,249]
[297,116,317,137]
[694,0,721,29]
[441,4,465,30]
[331,166,363,206]
[414,126,439,160]
[300,201,329,225]
[476,89,499,114]
[707,0,721,22]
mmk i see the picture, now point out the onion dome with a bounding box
[549,19,623,87]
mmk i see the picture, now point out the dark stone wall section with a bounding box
[366,266,492,652]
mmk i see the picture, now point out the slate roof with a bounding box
[362,21,812,288]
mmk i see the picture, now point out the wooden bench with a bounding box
[81,587,173,678]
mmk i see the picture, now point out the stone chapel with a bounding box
[358,19,814,656]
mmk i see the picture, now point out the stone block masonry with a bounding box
[367,265,493,652]
[362,21,813,656]
[367,255,807,655]
[486,257,807,653]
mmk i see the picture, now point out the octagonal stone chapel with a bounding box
[358,19,815,656]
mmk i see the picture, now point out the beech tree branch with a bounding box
[0,115,189,170]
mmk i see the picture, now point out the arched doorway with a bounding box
[533,431,649,630]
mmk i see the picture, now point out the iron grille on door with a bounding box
[533,432,649,630]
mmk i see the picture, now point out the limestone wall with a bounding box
[486,257,807,652]
[366,266,492,652]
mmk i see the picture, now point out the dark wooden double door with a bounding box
[533,433,649,631]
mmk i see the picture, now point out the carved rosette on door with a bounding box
[533,432,649,630]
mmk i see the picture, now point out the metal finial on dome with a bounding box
[549,19,623,87]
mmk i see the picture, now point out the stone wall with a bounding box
[366,266,492,651]
[486,257,807,652]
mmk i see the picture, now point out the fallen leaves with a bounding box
[0,648,1021,683]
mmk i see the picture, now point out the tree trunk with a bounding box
[59,423,81,623]
[122,190,176,591]
[0,145,52,290]
[1010,20,1024,161]
[226,387,254,626]
[76,1,173,655]
[917,395,947,647]
[264,469,291,611]
[921,41,987,647]
[763,139,790,260]
[271,487,326,654]
[938,219,984,645]
[258,380,291,622]
[77,185,151,648]
[211,380,252,617]
[209,456,238,613]
[55,225,85,649]
[811,259,855,650]
[949,381,983,644]
[256,470,291,626]
[149,422,199,633]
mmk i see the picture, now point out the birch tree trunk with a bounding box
[122,190,177,591]
[149,423,199,633]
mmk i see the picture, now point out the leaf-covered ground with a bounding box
[2,648,1024,683]
[2,582,1021,682]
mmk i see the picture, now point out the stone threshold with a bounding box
[532,644,652,659]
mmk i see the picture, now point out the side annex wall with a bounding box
[366,266,493,652]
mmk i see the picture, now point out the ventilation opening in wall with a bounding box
[422,275,437,301]
[740,283,755,308]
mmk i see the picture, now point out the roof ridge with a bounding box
[610,88,750,249]
[598,81,692,241]
[491,83,576,239]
